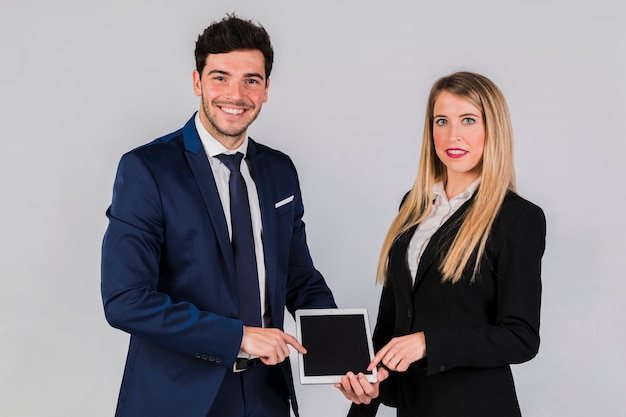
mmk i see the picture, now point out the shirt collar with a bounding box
[433,177,482,203]
[194,112,248,157]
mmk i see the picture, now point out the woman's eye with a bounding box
[435,119,447,126]
[463,117,475,124]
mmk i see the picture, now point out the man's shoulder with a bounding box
[119,116,194,164]
[249,137,286,155]
[130,127,185,154]
[116,125,188,174]
[248,138,293,164]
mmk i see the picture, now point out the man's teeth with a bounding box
[222,107,244,115]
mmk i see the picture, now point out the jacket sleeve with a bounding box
[101,152,242,365]
[423,200,546,375]
[347,401,381,417]
[282,157,336,314]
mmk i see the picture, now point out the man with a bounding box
[101,14,336,417]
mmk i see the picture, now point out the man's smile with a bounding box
[220,106,246,115]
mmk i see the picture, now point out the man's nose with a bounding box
[225,81,243,99]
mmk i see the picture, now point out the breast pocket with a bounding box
[274,195,294,217]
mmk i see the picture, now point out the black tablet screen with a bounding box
[300,314,371,376]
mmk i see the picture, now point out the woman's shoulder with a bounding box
[489,190,547,257]
[502,190,543,211]
[498,190,546,226]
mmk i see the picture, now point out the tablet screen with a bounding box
[295,308,377,384]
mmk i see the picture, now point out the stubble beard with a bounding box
[201,94,262,140]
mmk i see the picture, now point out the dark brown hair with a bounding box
[195,13,274,79]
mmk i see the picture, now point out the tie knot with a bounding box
[216,152,244,173]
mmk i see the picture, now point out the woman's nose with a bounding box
[448,125,462,142]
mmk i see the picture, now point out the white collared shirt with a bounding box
[194,113,267,328]
[407,178,481,284]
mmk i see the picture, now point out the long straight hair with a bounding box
[376,72,516,284]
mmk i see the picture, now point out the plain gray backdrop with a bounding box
[1,0,625,416]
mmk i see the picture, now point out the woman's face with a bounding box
[432,91,485,186]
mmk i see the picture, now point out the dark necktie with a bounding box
[216,152,262,327]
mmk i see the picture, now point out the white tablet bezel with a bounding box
[295,308,377,384]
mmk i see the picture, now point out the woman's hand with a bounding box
[334,367,389,405]
[368,332,426,372]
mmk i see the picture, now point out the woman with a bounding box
[336,71,546,416]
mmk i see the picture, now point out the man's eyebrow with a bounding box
[244,72,265,80]
[206,69,265,81]
[207,69,230,76]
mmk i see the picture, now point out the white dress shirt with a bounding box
[407,178,481,284]
[194,114,268,328]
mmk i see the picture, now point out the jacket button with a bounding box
[407,309,412,318]
[439,365,447,372]
[194,353,202,359]
[215,357,222,364]
[201,354,209,360]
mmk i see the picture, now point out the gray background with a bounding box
[1,0,625,416]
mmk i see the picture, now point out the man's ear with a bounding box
[192,70,202,97]
[263,77,270,103]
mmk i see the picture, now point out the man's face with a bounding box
[193,49,269,149]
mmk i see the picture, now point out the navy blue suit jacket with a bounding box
[101,114,336,417]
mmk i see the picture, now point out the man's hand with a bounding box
[240,326,306,365]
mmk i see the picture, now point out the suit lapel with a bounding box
[389,226,417,308]
[182,117,236,280]
[412,197,474,291]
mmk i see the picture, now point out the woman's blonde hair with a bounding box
[376,71,516,284]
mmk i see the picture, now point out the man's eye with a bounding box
[246,79,259,84]
[214,76,225,81]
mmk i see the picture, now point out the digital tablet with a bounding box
[295,308,377,384]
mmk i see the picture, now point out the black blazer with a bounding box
[350,191,546,417]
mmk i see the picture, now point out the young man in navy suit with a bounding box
[101,14,336,417]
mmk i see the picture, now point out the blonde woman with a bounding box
[336,72,546,417]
